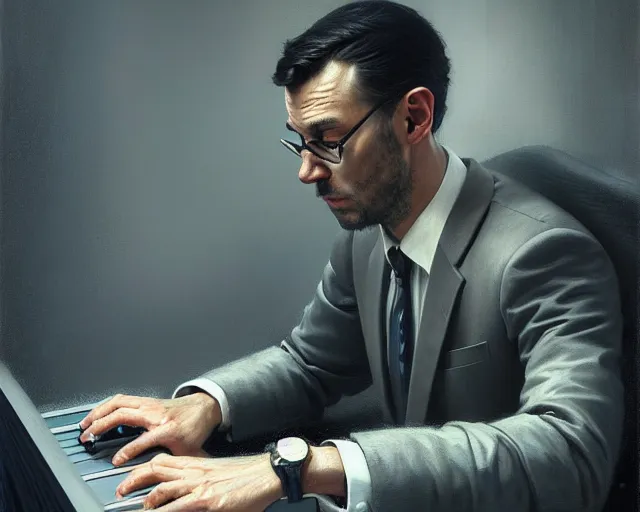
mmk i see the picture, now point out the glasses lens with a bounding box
[280,139,341,164]
[308,141,340,164]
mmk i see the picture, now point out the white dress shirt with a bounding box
[174,146,467,512]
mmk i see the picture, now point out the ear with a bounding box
[404,87,435,143]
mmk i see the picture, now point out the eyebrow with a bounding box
[286,117,341,138]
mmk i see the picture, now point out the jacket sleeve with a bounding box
[349,227,624,512]
[187,229,372,442]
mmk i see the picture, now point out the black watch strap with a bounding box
[283,464,303,502]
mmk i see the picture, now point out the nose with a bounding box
[298,151,331,185]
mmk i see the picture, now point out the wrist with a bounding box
[301,445,346,498]
[192,392,222,434]
[262,453,286,504]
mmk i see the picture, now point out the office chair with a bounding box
[484,145,639,512]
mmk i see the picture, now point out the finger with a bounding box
[111,428,170,466]
[152,492,200,512]
[116,459,185,498]
[79,407,149,442]
[143,481,195,510]
[79,394,143,430]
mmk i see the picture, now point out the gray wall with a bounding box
[1,0,638,415]
[0,0,3,364]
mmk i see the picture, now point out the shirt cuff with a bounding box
[314,439,371,512]
[172,378,232,437]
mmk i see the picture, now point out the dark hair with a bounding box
[272,0,452,133]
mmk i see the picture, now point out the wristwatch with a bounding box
[265,437,310,503]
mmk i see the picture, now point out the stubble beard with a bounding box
[335,122,413,232]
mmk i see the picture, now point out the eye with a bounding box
[314,132,340,148]
[321,140,340,150]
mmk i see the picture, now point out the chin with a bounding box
[334,211,375,232]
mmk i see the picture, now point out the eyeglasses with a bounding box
[280,97,394,164]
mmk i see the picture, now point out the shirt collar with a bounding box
[380,146,467,274]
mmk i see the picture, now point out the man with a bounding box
[79,1,624,511]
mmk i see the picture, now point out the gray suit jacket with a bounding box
[199,158,624,511]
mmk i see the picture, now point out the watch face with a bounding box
[276,437,309,463]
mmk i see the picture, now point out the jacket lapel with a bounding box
[404,159,495,425]
[354,235,395,423]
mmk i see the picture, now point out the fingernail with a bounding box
[112,455,124,465]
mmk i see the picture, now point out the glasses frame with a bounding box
[280,96,397,164]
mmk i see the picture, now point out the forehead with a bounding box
[285,61,361,128]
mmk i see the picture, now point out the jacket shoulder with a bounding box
[489,171,592,236]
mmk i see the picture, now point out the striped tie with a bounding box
[387,247,413,424]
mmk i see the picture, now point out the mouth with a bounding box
[323,196,350,208]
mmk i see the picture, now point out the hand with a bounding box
[79,393,221,466]
[116,453,283,511]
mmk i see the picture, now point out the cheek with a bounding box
[339,160,373,196]
[345,166,382,204]
[338,137,389,195]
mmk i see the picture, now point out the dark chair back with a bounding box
[483,146,638,512]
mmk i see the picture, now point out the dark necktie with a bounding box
[387,247,413,425]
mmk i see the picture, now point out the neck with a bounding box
[388,141,448,240]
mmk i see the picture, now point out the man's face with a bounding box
[284,61,413,231]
